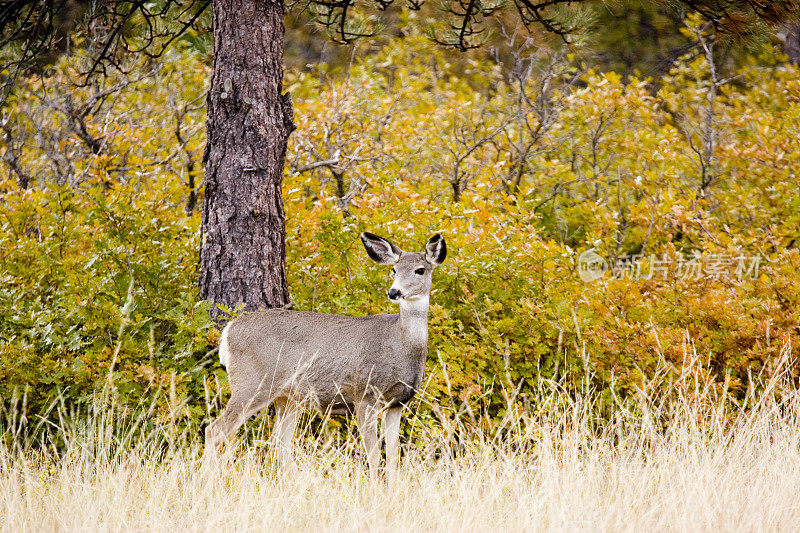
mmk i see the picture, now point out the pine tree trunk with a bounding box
[784,23,800,65]
[200,0,293,320]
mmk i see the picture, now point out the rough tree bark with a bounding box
[784,23,800,64]
[200,0,293,320]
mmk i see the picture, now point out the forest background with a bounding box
[1,1,799,444]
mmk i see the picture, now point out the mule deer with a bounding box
[203,232,447,482]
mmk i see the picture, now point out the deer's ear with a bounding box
[425,234,447,265]
[361,232,402,265]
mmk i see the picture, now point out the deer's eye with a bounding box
[415,268,425,275]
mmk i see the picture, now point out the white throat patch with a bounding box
[399,296,429,346]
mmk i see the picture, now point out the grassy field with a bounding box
[3,347,800,532]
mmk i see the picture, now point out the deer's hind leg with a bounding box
[272,397,299,465]
[203,391,273,464]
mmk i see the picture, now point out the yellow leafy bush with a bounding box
[1,25,798,431]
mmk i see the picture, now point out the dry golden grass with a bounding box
[3,346,800,532]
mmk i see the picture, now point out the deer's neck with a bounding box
[398,296,429,354]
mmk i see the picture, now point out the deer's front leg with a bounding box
[384,405,402,487]
[356,401,380,481]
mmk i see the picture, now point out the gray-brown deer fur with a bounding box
[203,232,447,481]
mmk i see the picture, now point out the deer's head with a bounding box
[360,232,447,304]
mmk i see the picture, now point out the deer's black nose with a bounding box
[388,289,402,300]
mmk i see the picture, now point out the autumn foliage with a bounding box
[1,17,798,433]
